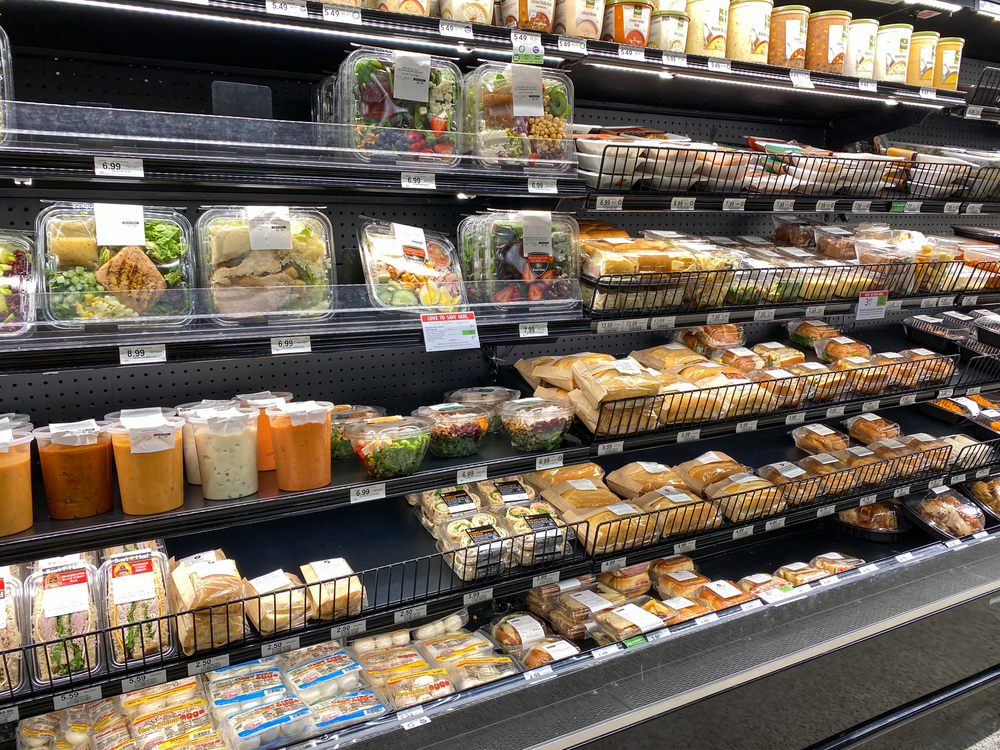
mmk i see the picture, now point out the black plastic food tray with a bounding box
[917,399,971,426]
[969,419,1000,442]
[902,322,962,354]
[975,321,1000,348]
[825,515,914,544]
[956,481,1000,524]
[898,492,984,542]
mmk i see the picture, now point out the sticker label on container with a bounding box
[277,400,329,426]
[110,558,156,605]
[94,203,146,247]
[392,52,431,103]
[828,23,847,64]
[495,480,530,501]
[666,569,697,582]
[522,211,553,263]
[249,569,290,595]
[569,589,615,613]
[440,489,479,513]
[512,64,544,116]
[566,479,597,491]
[49,419,101,446]
[703,6,728,52]
[613,603,663,633]
[508,615,545,644]
[664,596,697,610]
[606,502,637,516]
[310,558,354,582]
[43,569,91,619]
[127,423,176,454]
[638,462,670,473]
[705,580,742,599]
[247,206,292,251]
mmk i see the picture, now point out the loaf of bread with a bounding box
[541,479,620,512]
[757,461,820,505]
[675,451,747,494]
[606,461,686,499]
[639,487,723,538]
[704,473,786,522]
[534,353,616,391]
[526,462,606,491]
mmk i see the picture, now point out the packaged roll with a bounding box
[571,358,661,409]
[757,461,820,505]
[869,438,927,477]
[675,450,747,494]
[659,596,712,622]
[476,476,536,508]
[897,433,951,470]
[220,695,316,750]
[606,461,686,499]
[630,343,707,372]
[282,649,363,705]
[792,423,850,454]
[441,522,512,581]
[704,473,786,522]
[811,553,864,574]
[520,636,581,669]
[534,353,616,391]
[747,369,806,408]
[833,356,892,395]
[208,668,287,720]
[901,348,955,382]
[752,342,805,368]
[775,562,830,585]
[437,512,501,547]
[657,382,726,424]
[525,462,606,491]
[246,570,307,636]
[597,562,651,598]
[675,361,743,384]
[569,389,659,437]
[917,487,985,537]
[737,574,791,596]
[835,445,895,485]
[787,318,840,347]
[655,569,710,599]
[169,550,246,656]
[786,362,845,401]
[490,613,549,653]
[515,356,556,389]
[451,657,519,690]
[541,478,621,512]
[695,580,755,610]
[558,503,655,555]
[798,453,857,494]
[815,335,871,362]
[709,346,765,374]
[718,377,775,419]
[844,413,900,444]
[637,486,723,537]
[838,502,901,530]
[678,324,744,353]
[300,558,365,621]
[648,555,695,585]
[312,689,388,732]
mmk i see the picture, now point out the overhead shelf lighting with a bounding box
[903,0,963,10]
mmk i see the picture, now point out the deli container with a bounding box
[107,414,185,515]
[185,409,260,500]
[843,18,878,78]
[685,0,728,56]
[445,386,521,433]
[906,31,939,86]
[34,421,114,520]
[465,63,574,170]
[554,0,607,37]
[265,402,335,492]
[413,403,491,458]
[100,550,174,668]
[873,23,912,82]
[768,5,808,68]
[805,10,851,74]
[0,230,35,339]
[36,202,195,327]
[726,0,773,63]
[602,0,654,46]
[647,10,688,50]
[346,416,432,478]
[336,47,462,164]
[933,37,963,90]
[331,405,386,459]
[501,0,558,30]
[237,391,293,473]
[195,206,336,323]
[0,431,33,537]
[498,398,575,452]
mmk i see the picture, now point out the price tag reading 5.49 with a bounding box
[266,0,308,16]
[119,344,166,365]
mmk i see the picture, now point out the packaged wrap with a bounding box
[718,377,775,419]
[246,570,307,636]
[605,461,685,499]
[502,501,568,567]
[844,413,900,444]
[775,562,830,585]
[300,559,365,621]
[940,434,984,467]
[811,552,864,574]
[358,647,427,689]
[797,453,858,494]
[785,362,843,401]
[169,551,246,656]
[674,450,746,494]
[751,342,805,368]
[792,423,850,454]
[418,631,493,664]
[695,580,755,610]
[757,461,820,505]
[417,486,486,527]
[0,574,23,693]
[451,655,520,690]
[917,486,985,537]
[704,473,786,522]
[636,487,723,537]
[102,551,172,667]
[476,476,536,509]
[439,522,512,581]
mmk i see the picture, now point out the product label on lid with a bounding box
[806,424,835,435]
[637,462,670,474]
[786,17,806,60]
[784,562,809,571]
[541,640,578,659]
[207,409,250,436]
[466,525,504,550]
[705,580,742,599]
[664,596,697,610]
[128,425,176,454]
[512,64,544,117]
[439,489,478,513]
[495,480,530,501]
[655,487,696,504]
[857,413,881,421]
[666,569,697,582]
[766,369,792,379]
[110,558,157,605]
[847,446,874,457]
[309,558,353,583]
[277,401,329,426]
[880,439,905,449]
[568,589,615,613]
[812,453,839,464]
[94,203,146,247]
[611,359,642,375]
[188,559,238,580]
[249,569,290,595]
[392,52,431,103]
[909,433,934,442]
[42,569,90,619]
[392,223,427,261]
[606,502,637,516]
[522,211,553,266]
[612,603,663,633]
[247,206,292,251]
[822,552,845,559]
[49,419,101,446]
[773,461,806,478]
[910,348,933,356]
[566,479,597,491]
[760,341,783,349]
[745,573,773,584]
[507,615,545,644]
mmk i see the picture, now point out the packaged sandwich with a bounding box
[786,362,845,401]
[868,352,915,387]
[597,562,651,598]
[490,613,549,653]
[246,570,307,637]
[815,336,872,363]
[541,478,620,513]
[811,553,864,574]
[571,358,661,409]
[655,569,710,599]
[441,522,513,581]
[833,357,892,395]
[547,607,598,641]
[896,433,951,470]
[752,342,805,369]
[683,324,744,352]
[673,360,743,386]
[916,487,985,538]
[300,558,365,621]
[102,551,173,667]
[844,413,900,444]
[660,596,712,622]
[476,476,537,508]
[705,473,786,522]
[835,445,895,485]
[168,551,246,656]
[696,580,755,610]
[637,486,723,537]
[901,348,955,383]
[605,461,686,499]
[675,451,747,494]
[792,423,850,454]
[708,347,765,374]
[630,343,707,372]
[558,503,654,555]
[436,512,502,547]
[520,637,581,669]
[647,555,696,585]
[593,602,670,642]
[515,356,556,389]
[757,461,821,505]
[869,439,927,477]
[787,318,840,347]
[525,462,606,491]
[657,383,727,425]
[555,585,628,623]
[837,502,901,531]
[738,574,792,596]
[940,434,984,467]
[797,453,857,494]
[775,562,830,585]
[747,369,806,408]
[533,353,616,391]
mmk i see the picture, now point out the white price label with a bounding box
[695,613,719,625]
[967,105,984,119]
[862,400,881,412]
[671,197,696,211]
[819,575,840,586]
[732,526,753,540]
[896,552,915,563]
[919,87,937,100]
[54,686,102,710]
[592,644,621,659]
[524,665,554,681]
[267,0,307,15]
[557,37,587,53]
[826,406,846,418]
[119,344,166,365]
[789,69,812,89]
[817,505,836,517]
[188,654,229,676]
[595,195,625,211]
[707,58,731,73]
[966,204,984,215]
[939,296,956,308]
[674,539,697,554]
[528,178,558,194]
[887,300,902,311]
[741,600,764,612]
[351,483,386,504]
[856,290,888,320]
[974,531,990,539]
[904,201,922,214]
[722,198,745,211]
[920,297,938,308]
[511,30,543,51]
[706,311,730,324]
[754,309,776,321]
[805,305,826,317]
[967,387,982,396]
[677,428,701,443]
[901,394,917,406]
[952,473,967,484]
[457,465,488,483]
[394,604,428,624]
[651,316,677,330]
[600,556,628,573]
[623,318,649,331]
[0,707,17,723]
[596,320,624,333]
[401,172,436,190]
[938,388,955,399]
[765,518,785,532]
[852,200,872,214]
[439,19,473,37]
[94,157,144,177]
[736,420,758,433]
[597,441,624,456]
[894,485,912,498]
[944,202,961,215]
[519,322,548,338]
[421,312,479,352]
[816,200,837,212]
[324,4,363,23]
[270,336,310,355]
[978,468,991,479]
[859,79,877,92]
[859,494,877,506]
[536,453,564,470]
[402,717,432,730]
[262,636,300,657]
[785,413,806,425]
[661,52,688,67]
[618,45,645,61]
[397,708,425,722]
[331,620,367,639]
[773,199,795,211]
[859,564,879,574]
[928,478,945,489]
[121,670,166,693]
[532,571,560,587]
[464,588,494,605]
[944,539,963,548]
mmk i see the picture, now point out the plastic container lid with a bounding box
[104,407,177,422]
[809,9,851,17]
[445,386,521,408]
[345,416,433,441]
[175,399,240,415]
[414,403,492,425]
[850,17,878,24]
[911,31,940,38]
[939,37,964,43]
[0,413,30,425]
[263,401,336,422]
[606,0,654,6]
[0,432,33,450]
[498,398,575,420]
[773,5,810,11]
[184,407,259,426]
[330,405,386,422]
[106,415,185,435]
[32,421,112,446]
[237,391,294,408]
[878,23,913,30]
[729,0,772,6]
[651,9,689,17]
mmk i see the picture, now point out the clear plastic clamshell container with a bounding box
[195,206,336,323]
[356,218,467,312]
[0,573,25,696]
[464,63,575,170]
[35,202,195,328]
[336,47,463,165]
[0,230,36,339]
[100,550,175,669]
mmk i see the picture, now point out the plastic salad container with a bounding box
[336,48,462,164]
[489,211,579,305]
[413,404,491,458]
[445,386,521,433]
[345,416,432,478]
[357,219,466,312]
[0,230,35,338]
[330,405,386,459]
[35,203,195,326]
[498,398,575,452]
[465,63,574,170]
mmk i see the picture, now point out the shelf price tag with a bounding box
[394,604,428,624]
[401,172,436,190]
[671,197,696,211]
[266,0,308,16]
[732,526,753,540]
[785,413,806,425]
[886,300,902,311]
[707,59,731,73]
[788,69,812,88]
[523,665,554,681]
[528,178,558,194]
[859,563,879,574]
[904,201,922,213]
[826,406,845,418]
[944,202,961,215]
[121,670,167,693]
[862,400,880,412]
[973,530,990,539]
[402,716,432,730]
[951,473,967,484]
[331,620,367,639]
[597,441,624,456]
[858,79,877,92]
[533,571,560,587]
[967,387,982,396]
[859,494,877,506]
[270,336,310,355]
[919,87,937,100]
[457,465,487,483]
[677,428,701,443]
[944,539,964,548]
[519,322,548,338]
[706,311,730,324]
[651,316,676,330]
[595,195,624,211]
[805,305,825,317]
[736,420,757,433]
[754,309,776,321]
[967,204,984,215]
[722,198,745,211]
[0,707,17,724]
[592,644,621,659]
[119,344,166,365]
[536,453,563,470]
[896,552,914,563]
[464,588,494,605]
[94,157,144,178]
[421,312,479,352]
[324,4,363,22]
[852,200,872,214]
[765,518,785,531]
[55,686,102,710]
[900,394,917,406]
[962,295,979,306]
[893,485,912,498]
[819,574,840,586]
[967,105,984,119]
[938,388,954,399]
[439,19,473,37]
[661,52,688,67]
[557,36,587,53]
[512,30,544,63]
[816,505,836,518]
[773,199,795,212]
[674,539,696,554]
[262,636,300,657]
[816,200,837,212]
[618,45,645,61]
[856,290,888,320]
[188,654,229,676]
[928,477,945,489]
[350,483,385,504]
[978,468,992,479]
[694,613,719,625]
[600,556,628,573]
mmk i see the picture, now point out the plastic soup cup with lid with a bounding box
[498,398,575,452]
[873,23,912,82]
[686,0,729,56]
[648,10,689,50]
[906,30,938,86]
[34,420,113,520]
[108,412,185,516]
[187,409,259,500]
[727,0,773,63]
[345,416,432,479]
[843,18,877,77]
[805,10,851,73]
[413,404,492,459]
[265,401,335,492]
[0,429,34,537]
[933,37,963,90]
[236,391,294,472]
[553,0,607,37]
[175,399,241,485]
[602,0,654,45]
[501,0,557,30]
[768,5,808,68]
[330,405,387,460]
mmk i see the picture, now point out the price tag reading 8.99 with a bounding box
[119,344,166,365]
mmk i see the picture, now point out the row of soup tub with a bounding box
[0,388,573,536]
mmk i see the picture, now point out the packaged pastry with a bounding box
[312,690,388,732]
[605,461,686,499]
[869,438,927,477]
[896,433,951,470]
[835,445,895,485]
[648,555,695,584]
[757,461,821,505]
[246,569,307,637]
[630,343,707,372]
[490,613,549,652]
[102,551,173,667]
[695,580,755,610]
[792,423,850,454]
[833,356,892,396]
[966,478,1000,516]
[797,453,857,494]
[775,562,830,585]
[811,553,864,574]
[844,413,900,444]
[738,574,792,596]
[521,637,581,669]
[594,602,670,641]
[597,562,651,598]
[571,358,661,409]
[787,318,840,347]
[746,369,806,408]
[637,486,723,537]
[786,362,845,401]
[525,462,606,491]
[901,348,955,383]
[815,335,872,362]
[299,558,365,621]
[752,342,805,368]
[476,476,536,508]
[533,353,616,391]
[168,551,246,656]
[916,486,985,538]
[541,478,620,513]
[704,473,786,522]
[555,585,628,622]
[709,346,765,374]
[675,450,747,494]
[837,502,901,530]
[558,503,654,555]
[655,569,710,599]
[660,596,712,623]
[451,656,519,690]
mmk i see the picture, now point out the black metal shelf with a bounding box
[587,195,999,214]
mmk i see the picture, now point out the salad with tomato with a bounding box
[0,231,34,338]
